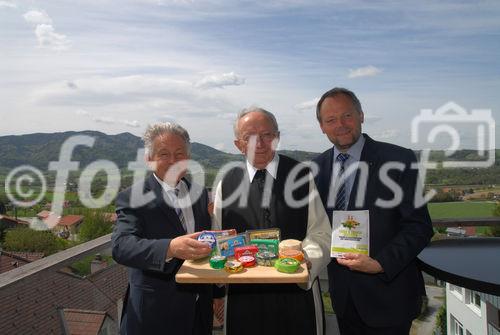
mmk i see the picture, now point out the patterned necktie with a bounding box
[173,188,187,232]
[253,169,267,191]
[334,153,350,210]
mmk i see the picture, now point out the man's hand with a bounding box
[167,232,212,260]
[336,253,383,274]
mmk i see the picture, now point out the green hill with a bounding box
[0,131,498,185]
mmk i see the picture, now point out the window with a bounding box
[450,284,464,300]
[473,293,480,308]
[464,289,482,316]
[452,317,464,335]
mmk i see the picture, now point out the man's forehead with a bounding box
[323,95,356,110]
[239,113,274,131]
[154,134,187,149]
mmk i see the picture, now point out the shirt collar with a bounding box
[153,173,185,193]
[334,134,365,162]
[246,153,279,182]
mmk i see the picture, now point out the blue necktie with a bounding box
[334,153,350,210]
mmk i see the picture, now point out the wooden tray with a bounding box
[175,258,309,284]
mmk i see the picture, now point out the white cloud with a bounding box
[75,108,140,128]
[195,72,245,89]
[122,119,140,128]
[35,24,71,51]
[348,65,382,78]
[294,97,319,112]
[214,142,225,151]
[157,115,177,123]
[372,129,400,140]
[34,75,191,103]
[216,113,235,120]
[364,115,382,124]
[32,75,236,120]
[23,10,53,25]
[93,116,116,124]
[23,10,71,51]
[75,109,89,116]
[0,1,16,8]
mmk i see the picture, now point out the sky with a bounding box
[1,0,499,154]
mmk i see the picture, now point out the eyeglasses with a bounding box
[239,132,278,143]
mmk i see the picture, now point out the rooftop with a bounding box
[61,308,107,335]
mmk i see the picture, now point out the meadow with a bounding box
[428,201,496,219]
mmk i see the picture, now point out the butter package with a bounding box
[234,245,259,260]
[246,228,280,241]
[217,234,247,258]
[250,238,279,254]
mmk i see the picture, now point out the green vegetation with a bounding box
[435,297,447,335]
[76,209,114,242]
[70,254,114,277]
[428,201,496,219]
[322,292,334,314]
[487,202,500,237]
[2,228,74,255]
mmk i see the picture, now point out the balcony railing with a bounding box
[0,218,499,335]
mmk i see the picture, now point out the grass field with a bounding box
[428,201,496,219]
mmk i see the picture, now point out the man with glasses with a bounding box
[213,107,331,335]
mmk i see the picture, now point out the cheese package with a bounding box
[278,239,302,253]
[255,251,278,267]
[250,239,279,254]
[217,234,247,258]
[224,260,244,273]
[246,228,280,241]
[279,249,304,262]
[238,255,256,267]
[197,231,217,250]
[275,258,300,274]
[234,245,259,260]
[203,229,237,239]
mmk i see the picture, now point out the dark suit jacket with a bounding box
[314,134,433,327]
[112,174,213,335]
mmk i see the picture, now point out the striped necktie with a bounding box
[334,153,350,211]
[173,188,187,232]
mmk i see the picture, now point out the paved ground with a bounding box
[411,285,446,335]
[325,313,341,335]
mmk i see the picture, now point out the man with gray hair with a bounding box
[112,122,216,335]
[213,107,331,335]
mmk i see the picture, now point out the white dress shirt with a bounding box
[153,174,195,234]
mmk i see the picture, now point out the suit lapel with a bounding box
[320,148,334,208]
[183,178,205,233]
[348,134,379,210]
[146,174,187,235]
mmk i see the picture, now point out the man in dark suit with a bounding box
[313,88,434,334]
[213,108,331,335]
[112,123,215,335]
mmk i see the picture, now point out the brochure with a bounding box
[330,210,369,258]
